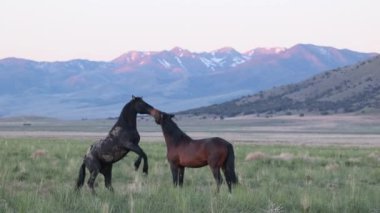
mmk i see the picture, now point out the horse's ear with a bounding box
[132,95,136,100]
[170,114,175,118]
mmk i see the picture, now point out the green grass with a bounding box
[0,138,380,212]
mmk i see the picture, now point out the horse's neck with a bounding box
[162,120,191,146]
[162,133,174,148]
[110,104,137,133]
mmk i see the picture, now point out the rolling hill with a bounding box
[182,55,380,117]
[0,44,377,119]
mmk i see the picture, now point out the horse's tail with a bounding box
[225,143,238,184]
[75,160,86,191]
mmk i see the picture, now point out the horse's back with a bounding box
[204,137,232,148]
[193,137,231,166]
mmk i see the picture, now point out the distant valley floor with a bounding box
[1,114,380,147]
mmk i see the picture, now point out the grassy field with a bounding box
[1,138,380,212]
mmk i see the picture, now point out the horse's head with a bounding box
[130,95,161,122]
[156,111,175,125]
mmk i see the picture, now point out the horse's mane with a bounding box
[111,99,137,131]
[163,118,192,143]
[120,99,134,115]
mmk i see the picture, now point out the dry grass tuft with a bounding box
[245,152,304,162]
[272,152,294,161]
[325,162,340,172]
[101,202,110,213]
[245,151,269,161]
[31,149,47,159]
[300,193,311,213]
[368,152,380,161]
[264,201,284,213]
[300,154,320,162]
[127,174,143,193]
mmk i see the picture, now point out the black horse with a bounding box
[75,96,160,194]
[156,112,238,193]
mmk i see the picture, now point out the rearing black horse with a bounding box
[75,96,160,194]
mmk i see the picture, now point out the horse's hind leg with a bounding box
[86,159,100,195]
[210,166,223,193]
[88,169,99,194]
[222,167,232,193]
[102,164,114,192]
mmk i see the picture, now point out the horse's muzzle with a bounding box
[149,108,161,124]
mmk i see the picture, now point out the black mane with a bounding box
[162,117,192,143]
[111,98,138,131]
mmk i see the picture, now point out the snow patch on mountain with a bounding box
[158,59,171,68]
[200,57,216,69]
[210,57,225,66]
[175,57,186,70]
[231,57,246,67]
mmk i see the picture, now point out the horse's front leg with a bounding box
[169,162,179,186]
[134,156,142,171]
[178,166,185,187]
[123,149,141,171]
[124,143,148,175]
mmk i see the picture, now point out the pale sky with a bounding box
[1,0,379,61]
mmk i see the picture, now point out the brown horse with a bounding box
[156,112,238,193]
[75,96,160,194]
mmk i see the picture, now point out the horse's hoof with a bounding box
[134,164,139,170]
[142,167,148,175]
[106,186,114,192]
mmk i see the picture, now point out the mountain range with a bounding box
[182,55,380,117]
[0,44,377,119]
